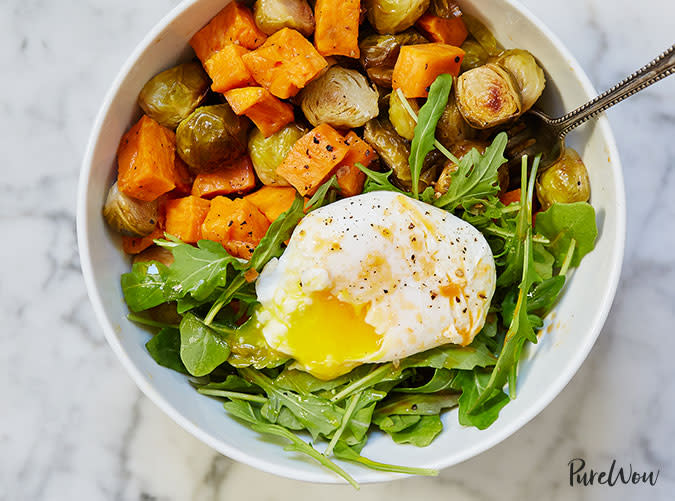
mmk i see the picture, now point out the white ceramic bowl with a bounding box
[77,0,626,484]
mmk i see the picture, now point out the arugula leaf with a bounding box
[373,392,459,419]
[409,73,453,199]
[434,132,508,211]
[389,415,443,447]
[402,342,497,370]
[375,415,421,433]
[533,242,555,280]
[341,389,387,446]
[394,368,457,393]
[454,369,509,429]
[355,164,406,195]
[240,367,342,440]
[274,367,359,395]
[160,239,243,302]
[195,374,263,394]
[528,275,566,313]
[332,441,438,476]
[305,175,339,212]
[145,327,188,374]
[121,261,172,312]
[223,400,359,488]
[535,202,598,267]
[179,313,230,377]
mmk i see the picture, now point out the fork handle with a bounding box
[552,44,675,137]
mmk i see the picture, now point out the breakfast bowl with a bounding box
[77,0,626,484]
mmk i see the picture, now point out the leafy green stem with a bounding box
[558,238,576,277]
[330,364,396,403]
[395,87,460,164]
[483,225,550,244]
[324,392,362,457]
[197,388,268,403]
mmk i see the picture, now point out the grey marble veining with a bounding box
[1,0,673,500]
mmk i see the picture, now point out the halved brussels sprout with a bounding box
[455,63,522,129]
[365,0,430,34]
[176,104,249,173]
[536,147,590,209]
[138,62,210,130]
[253,0,315,36]
[435,90,474,149]
[359,31,428,87]
[388,91,419,140]
[494,49,545,112]
[363,118,412,186]
[460,39,489,71]
[103,182,159,237]
[248,123,306,186]
[300,66,379,128]
[429,0,462,18]
[435,140,487,195]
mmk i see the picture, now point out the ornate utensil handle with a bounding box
[553,44,675,137]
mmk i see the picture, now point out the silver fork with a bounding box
[506,43,675,170]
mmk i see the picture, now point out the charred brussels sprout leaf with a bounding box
[536,148,590,209]
[253,0,315,37]
[435,89,475,150]
[495,49,545,112]
[176,104,249,173]
[365,0,430,34]
[364,118,412,187]
[462,14,503,57]
[138,62,210,130]
[429,0,462,18]
[455,63,522,129]
[300,66,379,128]
[102,181,159,237]
[248,124,306,186]
[460,39,489,71]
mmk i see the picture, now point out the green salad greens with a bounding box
[121,75,598,487]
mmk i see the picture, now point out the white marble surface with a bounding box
[1,0,674,499]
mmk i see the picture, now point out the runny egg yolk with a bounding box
[283,292,382,380]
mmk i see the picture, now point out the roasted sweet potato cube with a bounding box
[245,186,298,222]
[117,115,177,201]
[204,44,257,93]
[190,1,266,62]
[335,131,377,197]
[224,87,294,137]
[164,196,212,244]
[191,156,257,198]
[392,44,465,98]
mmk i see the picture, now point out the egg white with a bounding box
[255,191,496,379]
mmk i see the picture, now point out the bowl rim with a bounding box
[77,0,626,484]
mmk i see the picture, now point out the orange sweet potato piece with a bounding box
[224,87,294,137]
[415,14,468,46]
[192,156,257,198]
[190,1,267,62]
[245,186,298,222]
[241,28,327,99]
[335,131,376,197]
[164,196,212,244]
[201,197,270,259]
[117,115,177,201]
[276,124,349,196]
[392,44,465,98]
[499,189,521,206]
[204,44,257,93]
[314,0,360,58]
[122,226,164,255]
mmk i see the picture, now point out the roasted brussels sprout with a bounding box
[365,0,430,34]
[536,147,590,209]
[460,39,489,71]
[133,246,175,267]
[435,140,487,195]
[300,66,379,128]
[138,62,210,130]
[359,31,428,87]
[102,182,159,237]
[429,0,462,18]
[253,0,315,37]
[455,63,522,129]
[435,90,474,149]
[364,118,412,186]
[494,49,545,112]
[462,14,502,57]
[248,123,306,186]
[176,104,249,173]
[388,90,419,140]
